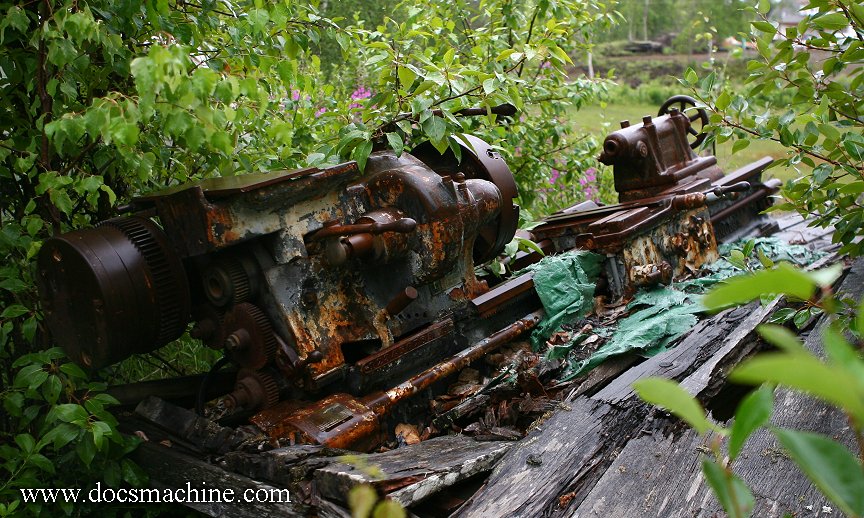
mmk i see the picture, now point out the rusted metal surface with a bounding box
[252,310,543,450]
[355,318,455,375]
[37,216,190,368]
[598,108,722,202]
[37,96,784,452]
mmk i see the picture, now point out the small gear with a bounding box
[222,302,278,369]
[227,368,280,410]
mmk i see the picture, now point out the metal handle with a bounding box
[310,218,417,241]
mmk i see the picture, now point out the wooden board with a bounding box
[315,435,513,507]
[569,258,863,517]
[457,251,857,518]
[132,441,310,517]
[454,299,784,517]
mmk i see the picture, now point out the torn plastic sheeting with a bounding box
[560,288,701,380]
[523,250,604,350]
[718,237,824,266]
[555,237,824,381]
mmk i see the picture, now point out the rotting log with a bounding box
[132,441,310,517]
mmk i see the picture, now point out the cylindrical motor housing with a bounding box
[36,216,190,368]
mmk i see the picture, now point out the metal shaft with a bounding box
[363,310,544,415]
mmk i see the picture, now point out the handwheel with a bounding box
[658,95,709,149]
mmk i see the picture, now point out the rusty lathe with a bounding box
[36,96,779,451]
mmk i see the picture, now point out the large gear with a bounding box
[102,217,190,345]
[37,216,190,368]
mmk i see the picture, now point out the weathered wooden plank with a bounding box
[315,435,512,507]
[134,396,259,454]
[223,444,348,488]
[455,298,777,518]
[133,441,310,517]
[570,258,864,517]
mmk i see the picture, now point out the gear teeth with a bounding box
[226,302,278,369]
[241,302,278,361]
[101,217,188,345]
[255,370,280,408]
[225,258,251,304]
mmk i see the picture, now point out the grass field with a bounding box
[567,100,798,183]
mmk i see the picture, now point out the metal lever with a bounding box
[711,181,751,196]
[310,218,417,241]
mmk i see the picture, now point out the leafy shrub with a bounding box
[1,349,145,517]
[679,0,864,256]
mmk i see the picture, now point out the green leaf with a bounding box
[702,459,755,518]
[808,263,842,287]
[59,362,88,380]
[385,132,404,157]
[792,308,811,329]
[728,385,773,461]
[27,453,54,474]
[15,433,35,453]
[716,92,731,111]
[13,364,48,390]
[773,428,864,516]
[728,249,748,270]
[348,484,378,518]
[51,403,89,425]
[731,139,750,154]
[372,500,406,518]
[752,21,776,33]
[76,434,97,466]
[684,68,698,84]
[756,324,808,355]
[632,377,718,435]
[352,140,373,173]
[1,304,28,318]
[731,353,864,423]
[702,263,816,311]
[42,375,62,405]
[756,248,774,269]
[822,325,864,379]
[813,13,850,32]
[422,116,446,143]
[41,423,80,449]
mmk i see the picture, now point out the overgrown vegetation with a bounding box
[683,0,864,255]
[635,2,864,516]
[0,0,614,514]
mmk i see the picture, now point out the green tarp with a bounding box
[528,237,824,381]
[517,250,604,350]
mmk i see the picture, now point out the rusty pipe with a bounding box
[251,310,544,449]
[363,310,544,415]
[308,217,417,241]
[385,286,419,316]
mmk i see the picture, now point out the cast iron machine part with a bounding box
[36,132,520,399]
[36,95,782,451]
